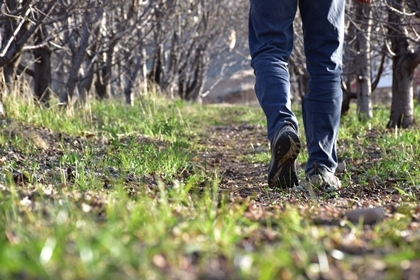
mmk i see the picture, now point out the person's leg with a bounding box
[249,0,301,188]
[249,0,298,141]
[299,0,345,176]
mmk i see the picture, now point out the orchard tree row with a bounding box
[0,0,244,105]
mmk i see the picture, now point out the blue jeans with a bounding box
[249,0,345,173]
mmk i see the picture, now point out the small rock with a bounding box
[345,207,385,225]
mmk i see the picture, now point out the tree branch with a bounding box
[0,2,56,67]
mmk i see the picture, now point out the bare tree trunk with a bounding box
[289,59,309,101]
[78,23,102,103]
[148,44,163,87]
[341,90,357,116]
[95,68,111,100]
[95,53,112,100]
[78,60,96,103]
[355,4,373,120]
[124,55,142,106]
[61,24,90,104]
[33,28,52,104]
[178,43,209,101]
[386,0,420,128]
[387,56,415,128]
[0,68,5,119]
[95,14,116,100]
[95,48,114,100]
[2,56,21,94]
[0,99,4,119]
[184,46,208,101]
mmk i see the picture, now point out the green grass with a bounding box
[1,94,420,279]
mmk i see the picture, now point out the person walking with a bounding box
[249,0,351,191]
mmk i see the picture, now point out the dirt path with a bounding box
[200,124,267,197]
[4,119,419,227]
[198,123,420,269]
[200,123,403,209]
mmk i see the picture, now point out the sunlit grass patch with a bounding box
[0,178,250,279]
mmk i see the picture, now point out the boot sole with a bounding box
[268,130,301,189]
